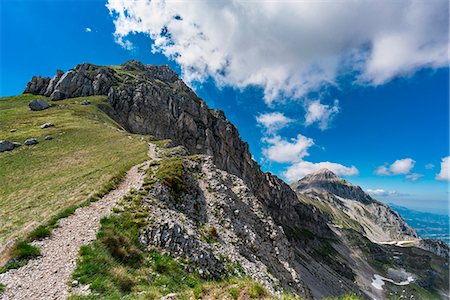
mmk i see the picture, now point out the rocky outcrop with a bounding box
[24,63,118,100]
[24,76,51,95]
[0,140,15,152]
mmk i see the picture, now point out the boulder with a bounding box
[80,100,91,105]
[29,99,50,111]
[44,136,53,140]
[12,142,21,148]
[40,123,54,129]
[0,140,15,152]
[10,129,16,132]
[24,138,39,145]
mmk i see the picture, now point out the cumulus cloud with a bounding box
[304,99,340,130]
[260,134,358,182]
[390,158,416,175]
[256,112,293,134]
[436,156,449,181]
[262,134,314,163]
[375,158,421,181]
[85,27,92,32]
[107,0,448,103]
[284,161,359,182]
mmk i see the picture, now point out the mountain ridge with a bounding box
[19,60,449,299]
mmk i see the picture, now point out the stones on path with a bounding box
[40,123,54,129]
[29,99,50,111]
[24,138,39,146]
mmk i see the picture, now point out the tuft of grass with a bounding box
[0,94,148,249]
[27,225,52,241]
[12,241,40,260]
[155,157,187,196]
[0,283,5,294]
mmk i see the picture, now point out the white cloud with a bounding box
[405,173,423,182]
[256,112,293,134]
[304,99,340,130]
[390,158,416,175]
[375,158,421,181]
[107,0,448,103]
[436,156,449,181]
[262,134,313,163]
[284,161,358,182]
[85,27,92,32]
[367,189,398,197]
[425,163,435,170]
[375,165,391,176]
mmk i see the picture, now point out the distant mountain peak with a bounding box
[292,169,373,204]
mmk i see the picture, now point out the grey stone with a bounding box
[29,99,50,111]
[80,100,91,105]
[12,142,21,148]
[10,129,16,132]
[24,138,39,145]
[40,123,54,129]
[24,76,51,95]
[44,136,53,140]
[0,140,15,152]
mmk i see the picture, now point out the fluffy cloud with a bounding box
[390,158,416,175]
[262,134,313,163]
[107,0,448,103]
[256,112,293,134]
[304,100,340,130]
[436,156,449,181]
[375,158,422,181]
[85,27,92,32]
[284,161,358,182]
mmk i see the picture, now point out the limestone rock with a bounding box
[24,76,51,95]
[29,99,50,111]
[24,138,39,145]
[41,123,54,129]
[0,140,15,152]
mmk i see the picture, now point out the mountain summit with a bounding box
[292,168,373,204]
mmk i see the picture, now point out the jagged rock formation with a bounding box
[23,61,449,299]
[292,169,418,242]
[419,239,449,258]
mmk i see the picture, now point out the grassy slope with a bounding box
[0,94,148,250]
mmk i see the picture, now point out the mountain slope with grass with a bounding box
[0,60,448,300]
[0,94,148,260]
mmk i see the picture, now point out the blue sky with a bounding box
[1,0,448,214]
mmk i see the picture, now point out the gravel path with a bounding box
[0,144,155,300]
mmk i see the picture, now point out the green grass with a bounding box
[12,241,40,259]
[0,283,5,294]
[155,157,187,196]
[325,294,363,300]
[0,94,148,256]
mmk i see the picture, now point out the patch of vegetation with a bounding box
[155,157,187,196]
[0,283,5,294]
[201,226,219,244]
[0,94,148,251]
[12,241,40,259]
[150,139,172,148]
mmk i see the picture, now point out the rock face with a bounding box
[292,169,419,242]
[24,63,118,100]
[28,99,50,111]
[24,76,51,95]
[419,239,449,258]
